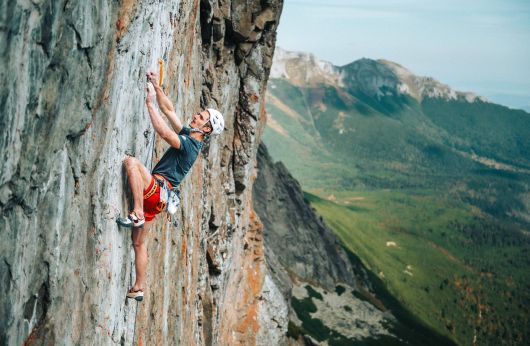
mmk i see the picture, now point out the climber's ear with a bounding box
[203,124,212,134]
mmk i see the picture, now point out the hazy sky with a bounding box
[276,0,530,109]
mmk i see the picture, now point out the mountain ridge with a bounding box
[272,47,488,104]
[0,1,285,345]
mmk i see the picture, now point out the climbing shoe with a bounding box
[116,212,145,228]
[126,288,144,301]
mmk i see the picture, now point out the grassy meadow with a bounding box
[305,189,529,345]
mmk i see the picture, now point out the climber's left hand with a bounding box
[146,70,159,87]
[146,82,156,103]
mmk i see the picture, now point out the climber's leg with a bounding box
[123,155,152,221]
[131,221,152,292]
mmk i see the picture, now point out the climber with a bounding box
[116,70,224,301]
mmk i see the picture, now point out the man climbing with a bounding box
[117,70,224,301]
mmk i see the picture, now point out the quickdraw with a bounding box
[158,59,164,87]
[155,178,180,216]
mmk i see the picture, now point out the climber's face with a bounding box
[190,110,212,134]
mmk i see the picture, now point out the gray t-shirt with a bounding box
[152,127,203,187]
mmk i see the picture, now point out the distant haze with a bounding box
[276,0,530,111]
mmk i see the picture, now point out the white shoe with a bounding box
[116,212,145,228]
[127,288,144,301]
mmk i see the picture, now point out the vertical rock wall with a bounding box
[0,0,284,345]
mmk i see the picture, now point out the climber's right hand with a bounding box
[146,82,156,103]
[146,70,158,87]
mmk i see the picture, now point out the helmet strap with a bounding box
[189,121,211,137]
[189,127,206,135]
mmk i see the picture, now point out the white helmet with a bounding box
[207,108,224,135]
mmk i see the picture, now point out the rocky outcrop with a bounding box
[253,144,404,344]
[343,58,487,103]
[0,0,284,345]
[253,144,363,289]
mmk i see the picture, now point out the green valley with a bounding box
[264,49,530,345]
[306,190,529,345]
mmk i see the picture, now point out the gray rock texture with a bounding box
[253,144,399,344]
[291,283,393,341]
[0,0,285,345]
[253,144,364,290]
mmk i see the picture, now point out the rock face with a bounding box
[253,144,404,344]
[0,0,284,345]
[253,144,363,290]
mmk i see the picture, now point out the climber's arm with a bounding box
[153,84,184,133]
[146,71,184,133]
[146,83,181,149]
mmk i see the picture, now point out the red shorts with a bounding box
[143,176,172,222]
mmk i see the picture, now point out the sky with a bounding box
[276,0,530,110]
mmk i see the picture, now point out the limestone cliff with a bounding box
[0,0,284,345]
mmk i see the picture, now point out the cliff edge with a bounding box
[0,1,283,345]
